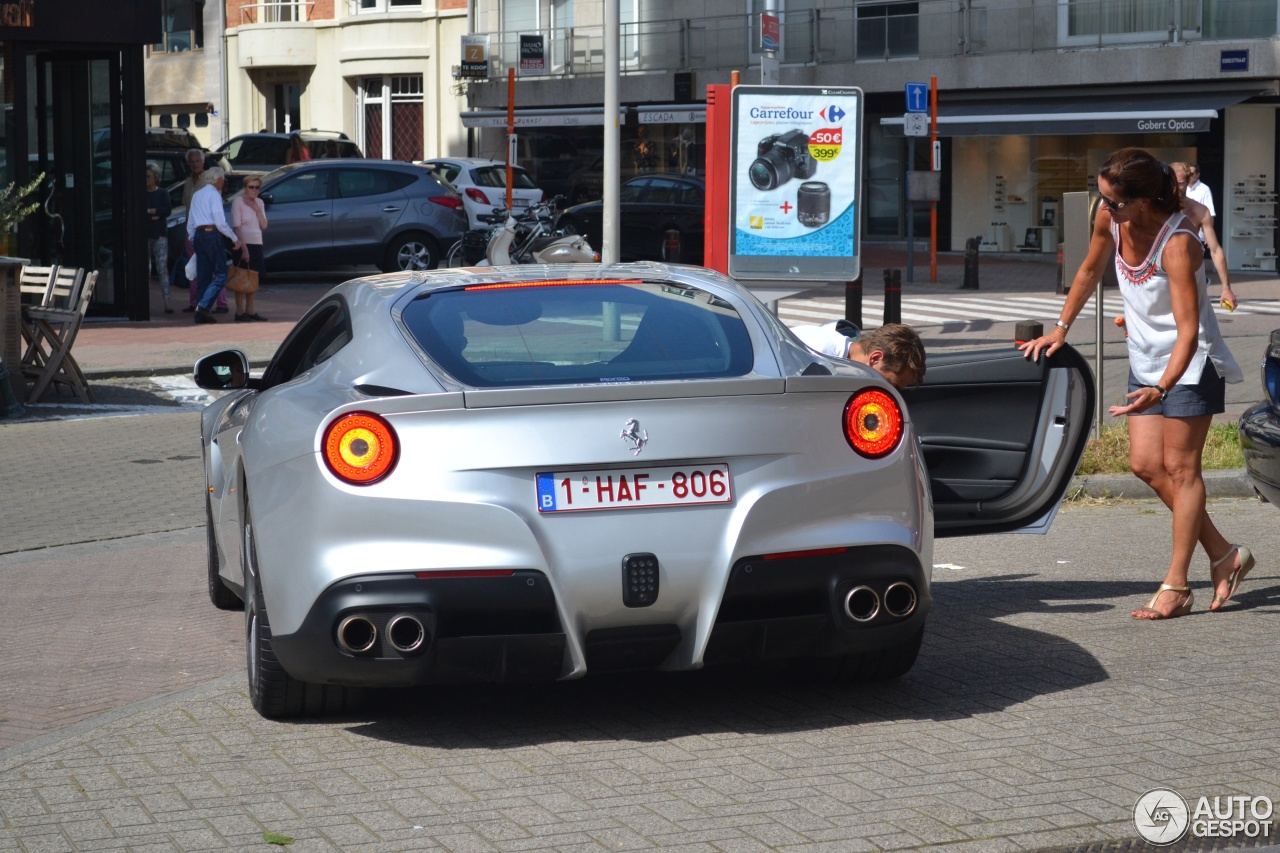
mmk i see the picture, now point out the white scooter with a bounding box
[463,198,597,266]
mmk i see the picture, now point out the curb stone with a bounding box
[1070,468,1259,501]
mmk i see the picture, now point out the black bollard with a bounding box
[883,268,902,325]
[962,235,981,290]
[844,274,862,329]
[1014,320,1043,346]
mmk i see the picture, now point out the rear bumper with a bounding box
[271,544,928,687]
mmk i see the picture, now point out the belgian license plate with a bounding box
[536,465,732,513]
[512,199,529,208]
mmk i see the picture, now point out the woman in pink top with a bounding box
[1021,148,1249,620]
[232,178,269,321]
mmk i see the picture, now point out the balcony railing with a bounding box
[473,0,1279,79]
[239,0,315,25]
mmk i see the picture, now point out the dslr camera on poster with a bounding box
[749,129,816,191]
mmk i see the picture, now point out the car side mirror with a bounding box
[259,192,273,206]
[195,349,254,390]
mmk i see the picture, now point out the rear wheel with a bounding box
[242,493,363,718]
[444,239,467,268]
[382,232,439,272]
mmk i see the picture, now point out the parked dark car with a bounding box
[166,159,466,274]
[556,174,705,265]
[1239,329,1280,505]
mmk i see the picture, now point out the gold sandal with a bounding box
[1210,545,1255,611]
[1133,584,1193,620]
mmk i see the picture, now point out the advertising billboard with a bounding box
[728,85,863,281]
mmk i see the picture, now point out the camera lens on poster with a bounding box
[749,129,816,191]
[796,181,831,228]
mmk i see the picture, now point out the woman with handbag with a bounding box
[231,178,269,321]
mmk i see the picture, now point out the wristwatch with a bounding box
[1054,320,1070,332]
[1152,384,1169,402]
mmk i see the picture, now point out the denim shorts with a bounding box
[1128,362,1224,417]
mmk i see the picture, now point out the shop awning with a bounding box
[880,89,1268,137]
[460,107,627,128]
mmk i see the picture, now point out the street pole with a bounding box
[929,75,937,284]
[506,69,515,212]
[602,0,620,264]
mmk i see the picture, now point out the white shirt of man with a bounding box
[186,182,237,244]
[792,319,861,359]
[1186,178,1214,217]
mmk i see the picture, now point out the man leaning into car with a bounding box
[793,320,926,390]
[187,167,242,325]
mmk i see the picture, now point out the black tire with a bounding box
[242,495,363,718]
[793,628,924,685]
[382,232,439,273]
[444,239,467,268]
[206,493,243,610]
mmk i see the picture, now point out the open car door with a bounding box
[900,344,1095,538]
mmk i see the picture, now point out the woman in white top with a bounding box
[1021,147,1251,620]
[231,178,269,321]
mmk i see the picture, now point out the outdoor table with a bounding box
[0,255,31,403]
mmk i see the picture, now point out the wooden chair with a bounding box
[22,269,98,403]
[18,264,59,306]
[20,266,84,372]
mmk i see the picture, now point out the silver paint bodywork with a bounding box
[202,263,931,680]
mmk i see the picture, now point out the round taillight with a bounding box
[323,412,399,485]
[843,389,904,458]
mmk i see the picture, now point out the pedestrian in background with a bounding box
[285,132,310,164]
[179,149,229,314]
[1170,161,1237,310]
[187,167,242,325]
[1184,162,1215,218]
[144,164,173,313]
[1021,147,1249,620]
[231,178,269,322]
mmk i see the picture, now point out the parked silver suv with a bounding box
[167,159,467,273]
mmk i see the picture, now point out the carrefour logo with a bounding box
[819,104,845,123]
[749,105,816,121]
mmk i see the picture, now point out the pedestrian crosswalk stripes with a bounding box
[777,295,1280,328]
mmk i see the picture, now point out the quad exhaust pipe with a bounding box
[337,615,377,654]
[336,613,428,655]
[386,614,426,653]
[842,581,918,624]
[843,585,880,623]
[883,581,918,618]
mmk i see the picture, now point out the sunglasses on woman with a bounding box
[245,184,262,190]
[1099,195,1130,212]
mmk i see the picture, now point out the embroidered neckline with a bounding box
[1115,215,1178,285]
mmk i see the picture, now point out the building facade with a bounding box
[462,0,1280,270]
[146,1,472,165]
[2,0,158,319]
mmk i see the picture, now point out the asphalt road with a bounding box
[1,408,1278,851]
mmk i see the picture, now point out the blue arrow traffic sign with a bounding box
[905,82,929,113]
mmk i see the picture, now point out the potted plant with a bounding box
[0,172,45,256]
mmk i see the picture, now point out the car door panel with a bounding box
[900,344,1095,537]
[332,167,411,264]
[262,170,333,266]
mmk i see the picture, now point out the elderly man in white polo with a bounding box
[186,167,242,324]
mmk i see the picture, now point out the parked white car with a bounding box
[418,157,545,230]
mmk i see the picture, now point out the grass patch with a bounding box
[1076,422,1243,475]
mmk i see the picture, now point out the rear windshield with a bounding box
[470,166,538,190]
[401,281,753,387]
